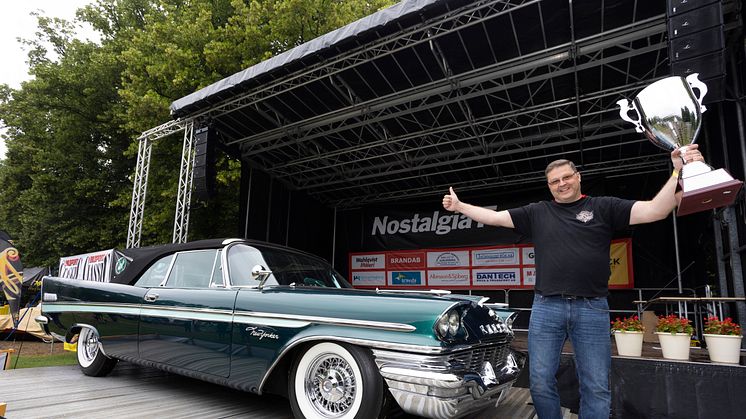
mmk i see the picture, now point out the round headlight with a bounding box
[448,310,460,334]
[436,317,450,337]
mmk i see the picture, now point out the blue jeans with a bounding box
[528,294,611,419]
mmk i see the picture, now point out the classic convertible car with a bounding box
[37,239,524,419]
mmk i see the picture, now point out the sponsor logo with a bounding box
[429,272,468,280]
[390,256,421,264]
[435,252,460,266]
[245,326,279,340]
[476,251,515,260]
[576,210,594,223]
[63,258,81,266]
[390,271,422,285]
[351,254,385,269]
[370,208,495,236]
[351,271,386,286]
[476,272,517,281]
[87,254,106,263]
[115,258,129,275]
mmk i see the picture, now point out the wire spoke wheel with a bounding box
[305,353,357,417]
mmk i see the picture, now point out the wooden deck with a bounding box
[0,362,560,419]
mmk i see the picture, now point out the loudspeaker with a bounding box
[667,1,725,102]
[193,125,216,201]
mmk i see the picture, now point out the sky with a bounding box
[0,0,97,159]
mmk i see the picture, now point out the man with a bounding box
[442,145,703,419]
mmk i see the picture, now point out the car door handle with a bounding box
[144,293,159,302]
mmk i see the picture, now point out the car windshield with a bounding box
[228,244,351,288]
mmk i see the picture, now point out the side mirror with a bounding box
[251,264,273,289]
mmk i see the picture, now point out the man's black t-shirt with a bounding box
[508,196,635,297]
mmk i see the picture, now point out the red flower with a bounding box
[704,317,742,336]
[611,315,644,332]
[655,314,694,335]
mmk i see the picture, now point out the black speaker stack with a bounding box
[193,125,216,201]
[668,0,726,103]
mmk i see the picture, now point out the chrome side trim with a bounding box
[375,288,451,296]
[235,310,416,332]
[258,335,447,393]
[42,302,415,331]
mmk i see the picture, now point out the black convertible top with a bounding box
[112,238,324,285]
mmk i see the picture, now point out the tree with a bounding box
[0,0,395,264]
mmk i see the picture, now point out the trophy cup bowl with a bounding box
[617,73,742,216]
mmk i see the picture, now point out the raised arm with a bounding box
[630,144,703,225]
[442,187,515,228]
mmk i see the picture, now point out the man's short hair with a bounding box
[545,159,578,177]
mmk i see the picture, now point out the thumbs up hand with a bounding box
[442,187,460,212]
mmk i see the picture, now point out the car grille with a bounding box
[447,344,509,372]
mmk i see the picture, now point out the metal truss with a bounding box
[173,121,196,244]
[208,6,669,207]
[126,119,191,248]
[136,0,678,220]
[126,136,154,248]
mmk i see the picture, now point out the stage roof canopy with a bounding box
[165,0,675,208]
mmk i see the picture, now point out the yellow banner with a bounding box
[608,239,633,288]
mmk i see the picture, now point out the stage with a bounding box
[511,331,746,419]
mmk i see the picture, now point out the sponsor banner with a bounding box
[350,253,386,270]
[428,269,470,287]
[387,251,425,269]
[427,250,470,268]
[388,271,425,286]
[472,248,520,266]
[362,206,523,249]
[58,249,126,283]
[521,247,535,265]
[522,267,536,286]
[59,257,83,279]
[351,271,386,287]
[608,239,633,288]
[349,239,632,290]
[472,268,521,287]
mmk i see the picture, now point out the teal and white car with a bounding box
[37,238,524,419]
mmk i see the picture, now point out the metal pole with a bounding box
[244,168,253,238]
[672,212,683,294]
[331,207,337,266]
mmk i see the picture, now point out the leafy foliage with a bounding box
[611,315,644,332]
[704,317,742,336]
[656,314,694,335]
[0,0,394,267]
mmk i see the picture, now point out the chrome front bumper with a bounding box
[372,346,526,419]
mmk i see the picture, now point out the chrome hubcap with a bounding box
[82,331,98,361]
[305,354,356,417]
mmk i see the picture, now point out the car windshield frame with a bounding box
[224,243,352,289]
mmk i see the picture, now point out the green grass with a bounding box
[8,352,78,369]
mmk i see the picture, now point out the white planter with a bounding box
[613,331,644,357]
[704,334,743,364]
[655,332,691,360]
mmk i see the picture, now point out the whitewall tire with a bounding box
[289,342,384,419]
[77,327,117,377]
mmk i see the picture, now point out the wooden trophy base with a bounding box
[677,168,743,216]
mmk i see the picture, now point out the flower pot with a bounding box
[655,332,691,360]
[613,331,644,357]
[704,334,743,364]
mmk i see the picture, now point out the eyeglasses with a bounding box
[547,172,577,187]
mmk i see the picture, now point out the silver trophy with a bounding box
[617,74,742,216]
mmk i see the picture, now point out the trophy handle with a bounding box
[685,73,708,113]
[616,99,644,133]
